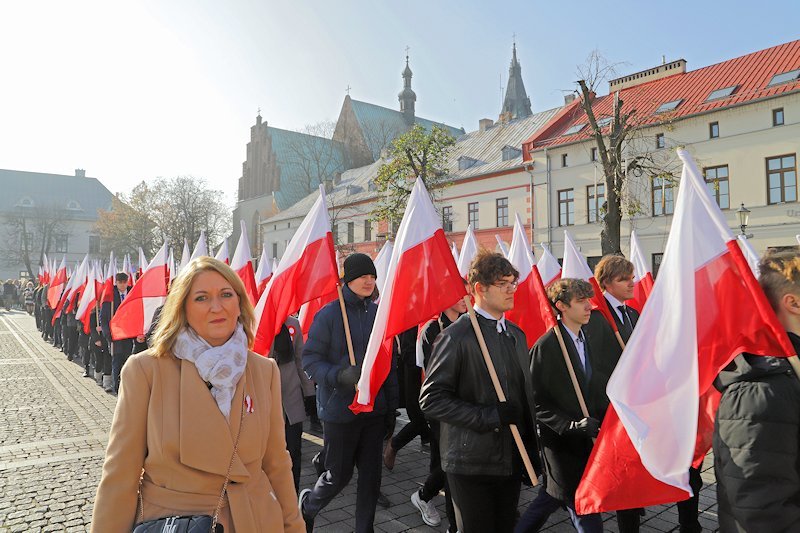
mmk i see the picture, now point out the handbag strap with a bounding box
[137,383,248,532]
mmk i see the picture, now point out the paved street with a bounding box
[0,311,720,532]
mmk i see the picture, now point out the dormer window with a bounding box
[655,99,683,113]
[767,69,800,87]
[66,200,82,211]
[562,123,586,136]
[596,117,612,128]
[367,180,377,192]
[458,156,480,170]
[16,196,34,208]
[501,145,522,161]
[706,86,738,101]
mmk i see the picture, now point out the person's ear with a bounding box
[554,300,567,314]
[782,292,800,316]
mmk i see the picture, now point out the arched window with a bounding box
[16,196,34,208]
[66,200,82,210]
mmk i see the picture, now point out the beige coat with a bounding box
[91,350,305,532]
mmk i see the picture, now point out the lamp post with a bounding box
[736,203,753,238]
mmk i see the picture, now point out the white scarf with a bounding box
[172,323,248,420]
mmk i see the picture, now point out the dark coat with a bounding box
[302,284,398,423]
[603,296,639,344]
[530,313,620,504]
[420,313,537,477]
[100,286,134,355]
[713,333,800,533]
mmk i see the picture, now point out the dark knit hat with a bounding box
[343,253,377,284]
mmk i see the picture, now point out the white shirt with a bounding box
[474,305,506,333]
[562,322,587,371]
[604,291,627,323]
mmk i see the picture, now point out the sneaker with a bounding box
[298,488,313,532]
[411,489,441,527]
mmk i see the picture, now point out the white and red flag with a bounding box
[47,255,67,309]
[76,264,99,334]
[254,247,273,298]
[562,230,619,332]
[737,235,760,277]
[65,255,90,314]
[110,242,170,340]
[99,253,117,304]
[231,220,259,306]
[626,230,654,313]
[575,149,796,513]
[537,244,561,287]
[191,230,208,261]
[41,253,50,284]
[457,224,478,278]
[505,213,550,349]
[351,177,466,414]
[253,185,338,355]
[122,254,134,287]
[214,238,229,265]
[297,250,342,341]
[373,240,394,296]
[138,247,148,278]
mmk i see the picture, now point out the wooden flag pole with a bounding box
[337,284,357,366]
[614,330,626,351]
[788,355,800,381]
[551,326,593,418]
[464,296,539,485]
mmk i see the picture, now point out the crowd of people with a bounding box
[24,247,800,532]
[0,278,36,313]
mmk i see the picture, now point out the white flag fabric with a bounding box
[737,235,760,276]
[457,224,478,278]
[191,230,208,260]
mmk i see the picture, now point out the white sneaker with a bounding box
[411,489,441,527]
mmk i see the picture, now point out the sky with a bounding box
[1,0,798,206]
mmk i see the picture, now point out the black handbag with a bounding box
[132,392,246,533]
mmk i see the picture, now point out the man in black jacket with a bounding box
[714,250,800,531]
[100,272,134,394]
[420,250,535,533]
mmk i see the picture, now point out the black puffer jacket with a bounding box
[713,332,800,533]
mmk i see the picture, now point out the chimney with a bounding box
[75,169,86,178]
[479,118,494,132]
[564,94,576,105]
[324,178,334,193]
[333,171,342,185]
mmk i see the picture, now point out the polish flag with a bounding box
[179,239,191,274]
[505,213,550,349]
[737,235,760,276]
[65,255,90,314]
[53,256,87,323]
[352,177,467,413]
[626,230,654,313]
[373,240,394,295]
[47,255,67,309]
[123,254,134,287]
[214,238,230,265]
[254,247,273,298]
[562,230,619,333]
[231,220,259,306]
[42,253,50,284]
[537,244,561,287]
[99,253,117,304]
[110,242,170,340]
[252,185,338,355]
[495,235,510,257]
[457,224,478,278]
[138,247,148,278]
[575,149,796,513]
[191,230,208,260]
[76,264,99,334]
[297,250,342,341]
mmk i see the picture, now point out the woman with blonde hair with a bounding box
[91,256,305,532]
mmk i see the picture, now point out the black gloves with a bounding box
[568,417,601,437]
[337,366,361,388]
[497,401,522,426]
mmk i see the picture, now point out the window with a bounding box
[656,133,665,149]
[767,69,800,87]
[652,176,674,216]
[66,200,81,210]
[587,183,606,223]
[562,123,585,136]
[767,154,797,204]
[54,234,68,253]
[496,198,509,227]
[458,156,479,170]
[704,165,730,210]
[88,235,101,255]
[287,222,291,228]
[16,196,33,208]
[364,220,372,241]
[347,222,354,244]
[652,253,664,278]
[272,242,278,258]
[332,224,339,243]
[706,86,737,101]
[468,202,479,229]
[442,206,453,232]
[558,189,574,226]
[774,108,785,126]
[561,154,568,167]
[19,231,34,251]
[596,117,612,128]
[591,147,598,162]
[501,145,522,161]
[709,122,719,139]
[655,99,683,113]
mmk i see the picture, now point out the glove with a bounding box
[337,366,361,388]
[497,402,522,426]
[568,417,600,437]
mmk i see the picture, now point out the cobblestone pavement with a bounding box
[0,311,720,532]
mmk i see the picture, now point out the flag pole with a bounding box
[337,283,357,366]
[463,296,539,485]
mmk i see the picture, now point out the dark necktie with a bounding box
[618,305,632,337]
[576,332,592,381]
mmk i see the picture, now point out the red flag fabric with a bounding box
[351,177,467,414]
[231,220,259,306]
[298,288,339,342]
[626,230,654,313]
[110,243,169,340]
[47,256,67,308]
[76,264,99,334]
[575,149,797,514]
[252,186,338,355]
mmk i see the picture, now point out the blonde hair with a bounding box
[149,256,255,358]
[759,249,800,311]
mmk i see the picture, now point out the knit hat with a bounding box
[343,253,377,284]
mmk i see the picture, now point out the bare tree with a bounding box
[285,121,348,196]
[3,204,70,279]
[360,119,403,160]
[95,183,158,258]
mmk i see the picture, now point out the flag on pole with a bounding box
[457,224,478,278]
[179,239,191,273]
[627,230,654,313]
[99,253,117,304]
[191,230,208,260]
[65,255,90,314]
[214,238,229,264]
[254,247,273,298]
[138,247,148,278]
[373,240,394,296]
[575,149,797,514]
[737,235,760,276]
[562,230,619,333]
[352,177,467,414]
[76,264,99,334]
[47,255,67,309]
[495,235,510,257]
[537,244,561,287]
[110,242,170,340]
[122,254,134,287]
[231,220,259,305]
[253,186,339,355]
[42,253,50,284]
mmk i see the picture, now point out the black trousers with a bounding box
[419,421,457,532]
[285,418,303,493]
[305,416,384,533]
[447,472,522,533]
[391,364,430,450]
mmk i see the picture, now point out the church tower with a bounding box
[500,42,532,122]
[398,55,417,125]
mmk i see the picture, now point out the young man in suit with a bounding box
[530,278,621,532]
[100,272,134,394]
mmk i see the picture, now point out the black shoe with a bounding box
[298,489,313,532]
[377,491,391,508]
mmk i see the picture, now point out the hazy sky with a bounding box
[2,1,798,205]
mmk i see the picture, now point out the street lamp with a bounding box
[736,203,752,237]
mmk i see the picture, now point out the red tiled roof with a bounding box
[523,39,800,154]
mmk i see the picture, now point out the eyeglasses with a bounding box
[491,280,519,292]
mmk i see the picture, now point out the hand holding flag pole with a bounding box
[337,283,357,367]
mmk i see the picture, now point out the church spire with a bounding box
[500,42,532,122]
[398,52,416,126]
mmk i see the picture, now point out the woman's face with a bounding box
[185,270,241,347]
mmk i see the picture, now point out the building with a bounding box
[523,39,800,272]
[0,169,114,280]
